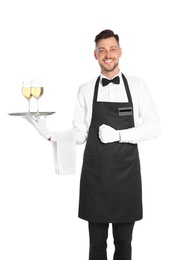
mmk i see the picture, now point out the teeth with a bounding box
[105,59,112,63]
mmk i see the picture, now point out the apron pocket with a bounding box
[118,107,133,116]
[81,154,102,189]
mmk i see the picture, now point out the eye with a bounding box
[99,48,106,53]
[110,48,117,52]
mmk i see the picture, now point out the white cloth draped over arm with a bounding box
[50,129,76,175]
[49,86,89,175]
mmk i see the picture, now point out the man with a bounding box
[25,29,160,260]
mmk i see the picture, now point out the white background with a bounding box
[0,0,172,259]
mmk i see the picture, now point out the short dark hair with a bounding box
[94,29,119,46]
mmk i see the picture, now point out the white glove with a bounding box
[23,115,51,140]
[99,124,120,143]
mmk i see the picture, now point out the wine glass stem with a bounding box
[28,100,30,113]
[37,99,39,113]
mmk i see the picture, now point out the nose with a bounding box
[104,50,111,58]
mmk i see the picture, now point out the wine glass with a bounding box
[31,79,44,113]
[22,81,32,113]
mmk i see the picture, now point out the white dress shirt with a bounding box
[73,72,161,144]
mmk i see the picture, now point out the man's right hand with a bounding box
[23,115,51,140]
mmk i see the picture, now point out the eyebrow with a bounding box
[98,46,118,49]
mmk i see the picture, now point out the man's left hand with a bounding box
[99,124,120,143]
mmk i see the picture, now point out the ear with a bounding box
[94,50,98,60]
[119,47,122,57]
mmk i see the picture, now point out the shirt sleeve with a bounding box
[119,81,161,144]
[72,86,88,144]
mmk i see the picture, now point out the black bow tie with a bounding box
[102,76,120,86]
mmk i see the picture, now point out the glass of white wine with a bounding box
[22,81,32,113]
[31,79,44,113]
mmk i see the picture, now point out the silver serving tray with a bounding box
[8,112,55,116]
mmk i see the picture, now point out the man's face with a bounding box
[94,37,122,75]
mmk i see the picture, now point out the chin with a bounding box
[102,64,118,73]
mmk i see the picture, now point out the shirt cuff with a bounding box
[119,129,131,143]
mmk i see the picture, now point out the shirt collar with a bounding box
[100,71,122,82]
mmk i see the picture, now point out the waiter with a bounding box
[24,30,160,260]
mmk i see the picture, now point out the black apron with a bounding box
[78,74,143,223]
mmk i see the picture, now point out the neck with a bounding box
[101,68,120,79]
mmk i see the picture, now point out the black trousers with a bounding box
[88,222,135,260]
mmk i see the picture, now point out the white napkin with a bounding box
[51,129,76,175]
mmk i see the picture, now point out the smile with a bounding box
[104,59,113,64]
